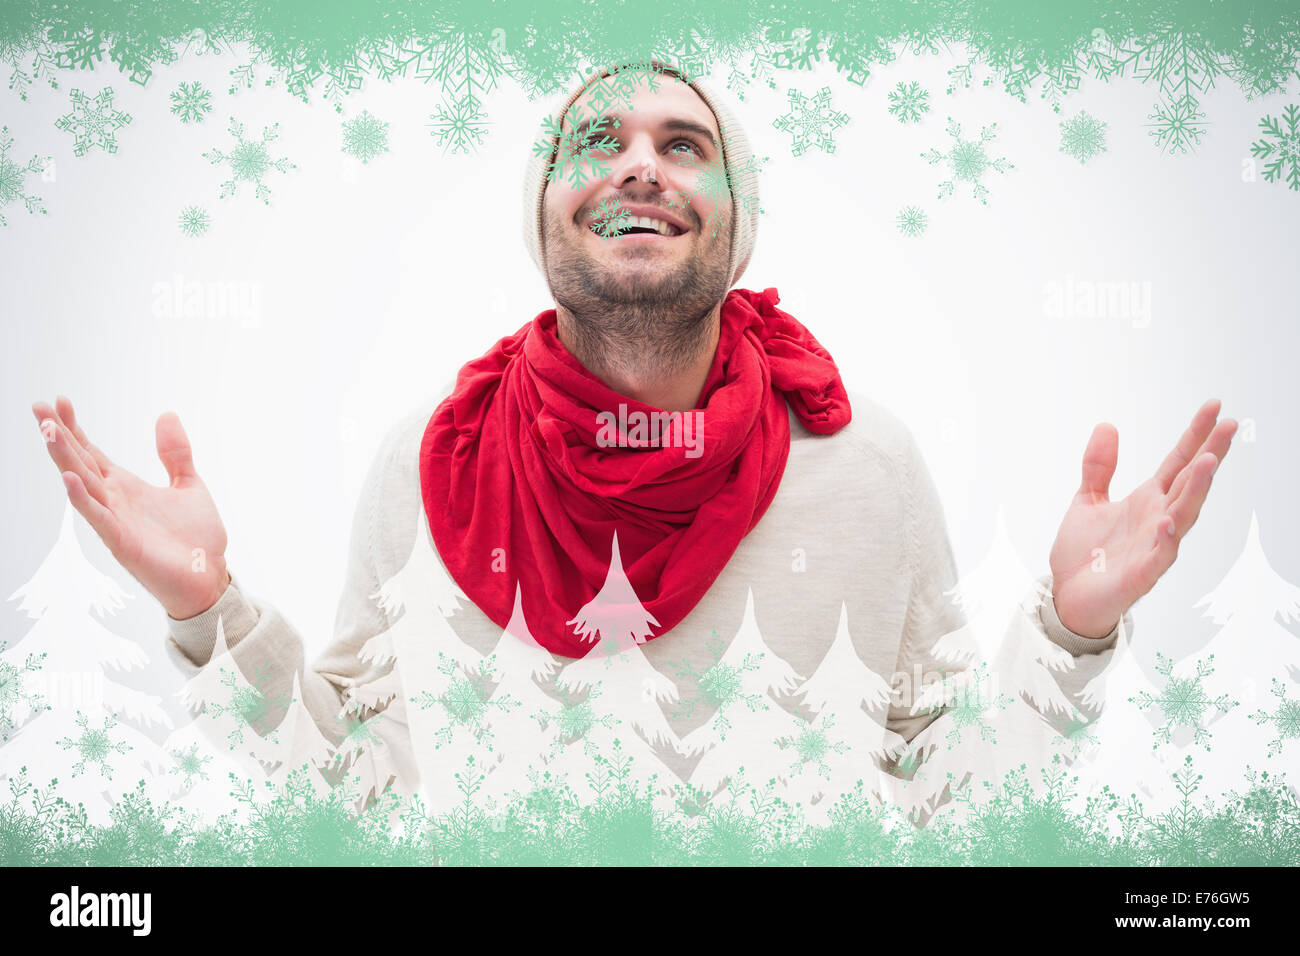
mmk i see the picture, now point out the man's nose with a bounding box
[611,135,664,187]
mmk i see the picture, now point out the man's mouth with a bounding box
[589,214,688,239]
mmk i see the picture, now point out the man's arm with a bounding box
[879,424,1134,825]
[163,422,418,806]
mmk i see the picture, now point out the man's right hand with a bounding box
[32,395,231,620]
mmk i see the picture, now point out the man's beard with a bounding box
[542,200,731,380]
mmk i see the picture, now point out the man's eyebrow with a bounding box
[569,111,718,148]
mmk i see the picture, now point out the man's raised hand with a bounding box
[1048,398,1237,639]
[31,395,231,619]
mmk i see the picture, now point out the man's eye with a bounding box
[670,140,702,156]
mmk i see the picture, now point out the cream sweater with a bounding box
[164,387,1132,826]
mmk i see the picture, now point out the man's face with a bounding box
[541,75,733,311]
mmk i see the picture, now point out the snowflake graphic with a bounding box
[781,712,848,780]
[341,109,389,164]
[1059,110,1108,164]
[55,86,132,156]
[533,105,622,190]
[1131,652,1238,750]
[1250,103,1300,191]
[332,710,386,759]
[0,644,46,740]
[665,142,767,239]
[169,742,212,788]
[669,631,768,741]
[587,197,632,238]
[540,681,618,761]
[178,205,210,237]
[888,81,931,124]
[414,652,518,752]
[896,205,927,237]
[57,711,132,779]
[1145,97,1208,155]
[917,664,1013,749]
[922,116,1013,204]
[772,87,850,157]
[1251,678,1300,757]
[205,661,291,751]
[169,81,213,124]
[202,118,296,204]
[428,97,490,155]
[0,128,50,227]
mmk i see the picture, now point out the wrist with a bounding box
[166,567,231,621]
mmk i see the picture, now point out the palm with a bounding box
[32,396,229,619]
[1049,399,1237,639]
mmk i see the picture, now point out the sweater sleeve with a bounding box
[163,425,416,804]
[878,424,1135,826]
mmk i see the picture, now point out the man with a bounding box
[31,60,1236,825]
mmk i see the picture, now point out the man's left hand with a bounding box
[1048,398,1238,639]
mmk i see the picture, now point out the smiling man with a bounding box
[31,60,1236,826]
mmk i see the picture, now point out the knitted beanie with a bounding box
[521,59,760,290]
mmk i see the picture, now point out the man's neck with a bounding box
[555,304,721,413]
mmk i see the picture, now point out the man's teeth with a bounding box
[594,215,682,237]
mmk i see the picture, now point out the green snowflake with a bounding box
[169,81,213,124]
[1145,97,1207,155]
[533,105,622,189]
[669,631,766,740]
[888,81,931,124]
[896,205,927,237]
[57,711,132,779]
[414,653,518,752]
[333,710,385,758]
[922,116,1014,204]
[169,742,212,788]
[1251,679,1300,757]
[1059,110,1108,164]
[0,643,46,740]
[178,205,210,237]
[540,682,617,760]
[341,109,389,164]
[55,86,132,156]
[781,712,848,780]
[1131,652,1237,751]
[917,663,1013,749]
[1250,103,1300,191]
[428,97,490,155]
[587,197,632,238]
[205,661,291,751]
[0,127,50,227]
[202,117,296,204]
[666,138,767,239]
[772,86,850,157]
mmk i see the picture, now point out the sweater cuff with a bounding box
[166,572,259,666]
[1036,573,1125,656]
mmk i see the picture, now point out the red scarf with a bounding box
[419,287,851,658]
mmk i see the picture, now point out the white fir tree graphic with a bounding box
[547,531,683,811]
[1169,510,1300,798]
[784,601,906,821]
[476,583,561,803]
[0,503,172,823]
[349,507,485,813]
[263,671,338,794]
[1061,618,1181,822]
[679,587,805,803]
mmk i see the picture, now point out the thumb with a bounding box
[156,411,198,485]
[1078,422,1118,503]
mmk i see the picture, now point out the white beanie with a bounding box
[521,59,760,290]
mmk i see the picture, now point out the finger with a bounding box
[1077,422,1119,503]
[55,394,115,475]
[38,414,111,506]
[62,470,125,555]
[1154,398,1220,495]
[1166,452,1218,538]
[1131,513,1180,597]
[33,399,101,480]
[156,411,198,485]
[1167,418,1236,502]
